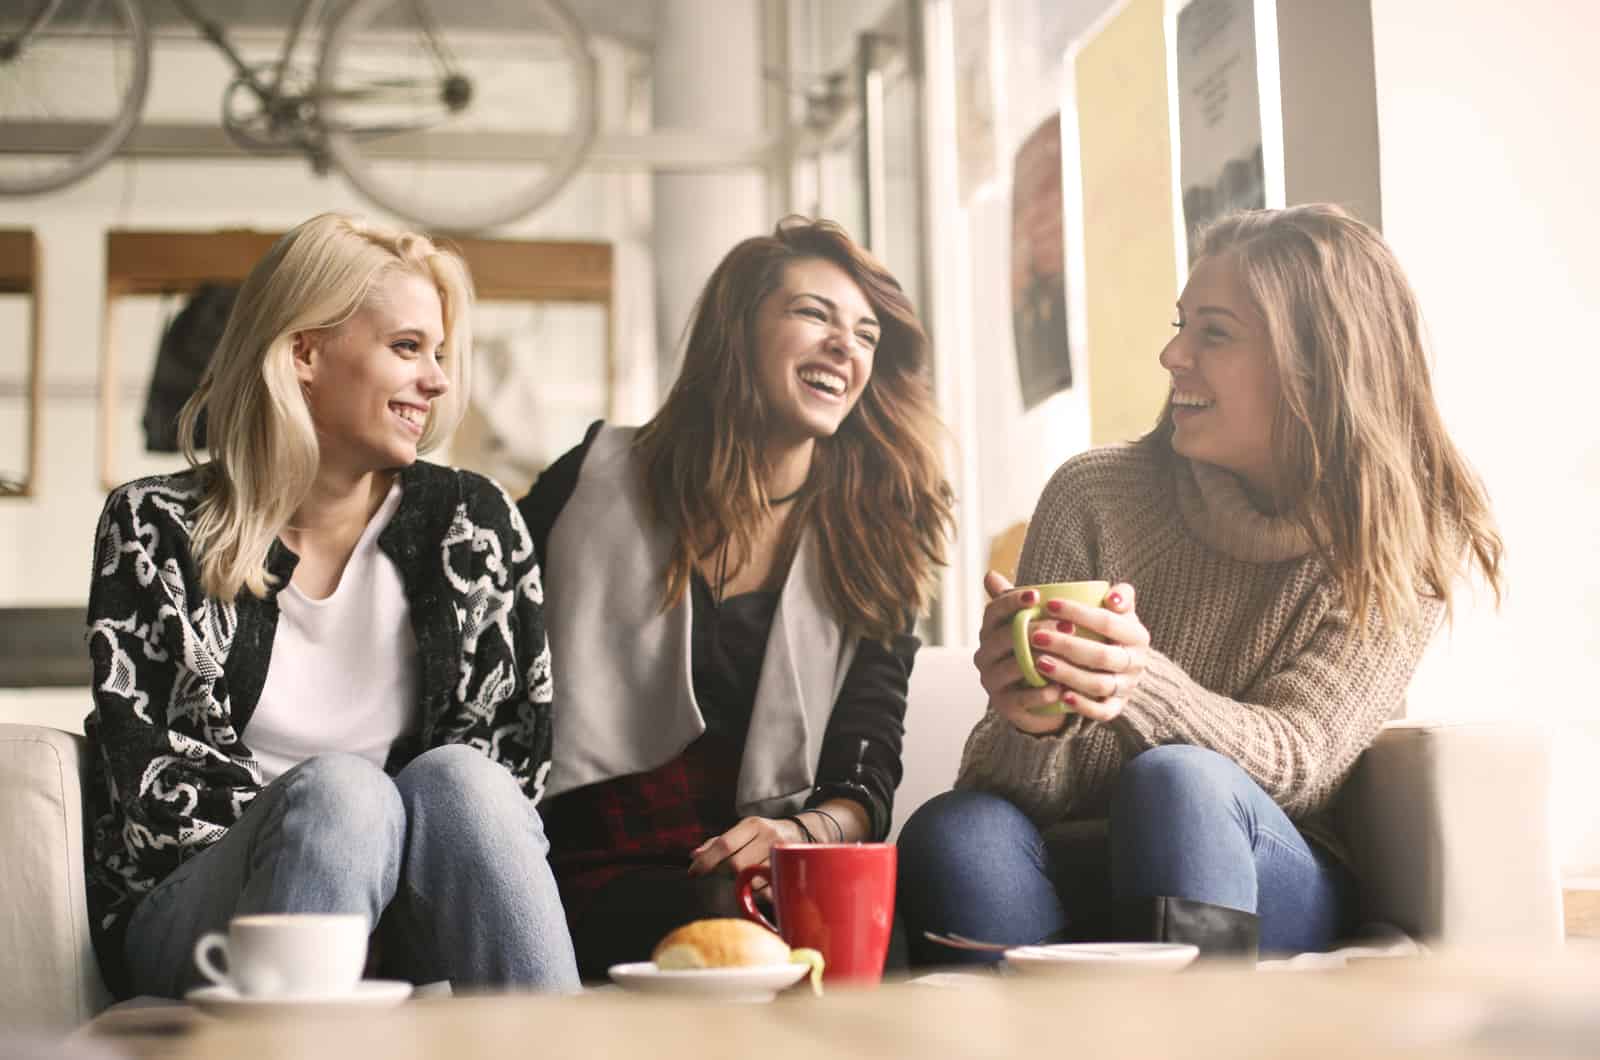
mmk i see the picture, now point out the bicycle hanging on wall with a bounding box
[0,0,598,231]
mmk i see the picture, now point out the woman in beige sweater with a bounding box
[898,205,1503,961]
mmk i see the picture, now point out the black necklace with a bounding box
[710,488,802,612]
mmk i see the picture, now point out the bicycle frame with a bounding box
[1,0,66,59]
[170,0,331,108]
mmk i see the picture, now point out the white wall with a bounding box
[1370,0,1600,871]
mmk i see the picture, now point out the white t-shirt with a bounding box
[246,483,419,784]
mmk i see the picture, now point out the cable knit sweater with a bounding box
[956,442,1442,849]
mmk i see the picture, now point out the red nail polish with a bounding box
[1046,599,1065,614]
[1107,592,1124,608]
[1062,691,1076,705]
[1037,657,1056,673]
[1032,631,1050,647]
[1057,620,1075,634]
[1022,590,1038,604]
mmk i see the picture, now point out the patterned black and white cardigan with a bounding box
[83,461,553,998]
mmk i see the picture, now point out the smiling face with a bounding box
[751,257,880,448]
[294,268,449,476]
[1159,253,1283,498]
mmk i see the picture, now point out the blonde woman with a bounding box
[84,214,579,1000]
[519,217,953,979]
[899,205,1503,961]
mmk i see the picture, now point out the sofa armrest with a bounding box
[1335,720,1564,949]
[0,723,113,1029]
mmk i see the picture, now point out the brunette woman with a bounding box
[519,217,953,980]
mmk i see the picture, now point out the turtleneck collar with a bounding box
[1173,457,1314,564]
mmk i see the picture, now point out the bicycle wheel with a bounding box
[0,0,150,196]
[317,0,597,232]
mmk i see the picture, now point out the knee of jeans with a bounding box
[1113,745,1244,818]
[899,789,1038,871]
[278,753,404,851]
[395,744,525,819]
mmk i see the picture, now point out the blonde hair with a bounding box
[634,217,954,643]
[1147,204,1503,635]
[178,213,474,601]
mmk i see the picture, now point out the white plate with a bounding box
[1004,942,1199,977]
[186,979,413,1018]
[607,962,809,1003]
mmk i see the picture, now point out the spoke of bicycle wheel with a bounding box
[408,0,460,78]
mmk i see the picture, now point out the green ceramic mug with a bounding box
[1010,580,1111,688]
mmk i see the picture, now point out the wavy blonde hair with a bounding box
[178,213,474,601]
[1146,204,1502,634]
[634,217,954,643]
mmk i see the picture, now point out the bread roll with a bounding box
[652,918,791,969]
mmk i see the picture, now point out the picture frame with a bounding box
[1168,0,1277,263]
[0,230,41,499]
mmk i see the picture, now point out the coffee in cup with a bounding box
[193,913,368,998]
[1010,580,1111,688]
[735,843,896,985]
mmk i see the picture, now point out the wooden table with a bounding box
[79,948,1600,1060]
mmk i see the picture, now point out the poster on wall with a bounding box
[953,0,997,201]
[1175,0,1265,262]
[1010,113,1071,409]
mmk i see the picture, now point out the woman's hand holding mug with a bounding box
[974,570,1151,734]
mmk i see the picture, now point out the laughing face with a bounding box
[1159,253,1282,498]
[294,268,449,476]
[751,257,879,447]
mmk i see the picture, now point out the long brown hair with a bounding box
[1145,204,1502,634]
[633,217,954,642]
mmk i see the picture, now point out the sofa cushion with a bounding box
[0,724,112,1030]
[1336,719,1564,947]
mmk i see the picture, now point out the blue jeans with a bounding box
[125,747,580,997]
[897,745,1354,964]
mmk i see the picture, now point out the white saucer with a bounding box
[607,962,808,1003]
[1004,942,1199,977]
[186,979,413,1018]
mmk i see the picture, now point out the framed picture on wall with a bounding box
[1173,0,1267,262]
[1010,113,1072,409]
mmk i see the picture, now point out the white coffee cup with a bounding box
[193,913,368,998]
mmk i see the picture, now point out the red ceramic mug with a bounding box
[735,843,896,985]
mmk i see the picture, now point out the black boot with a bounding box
[1112,896,1259,961]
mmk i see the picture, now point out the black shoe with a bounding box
[1112,896,1259,960]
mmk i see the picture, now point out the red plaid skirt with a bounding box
[541,732,745,925]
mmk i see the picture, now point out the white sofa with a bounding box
[0,647,1566,1031]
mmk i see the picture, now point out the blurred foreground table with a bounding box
[81,948,1600,1060]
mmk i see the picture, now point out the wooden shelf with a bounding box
[0,230,36,294]
[104,229,612,303]
[99,228,616,490]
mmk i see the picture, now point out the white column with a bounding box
[651,0,769,392]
